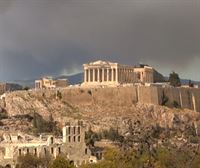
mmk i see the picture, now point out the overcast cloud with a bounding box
[0,0,200,81]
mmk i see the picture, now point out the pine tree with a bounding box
[169,71,181,87]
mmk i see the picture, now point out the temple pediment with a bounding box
[88,60,116,66]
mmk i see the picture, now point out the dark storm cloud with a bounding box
[0,0,200,81]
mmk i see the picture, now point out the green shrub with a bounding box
[85,129,102,146]
[85,127,124,146]
[161,92,169,106]
[17,154,50,168]
[101,127,123,142]
[173,101,179,108]
[32,113,61,135]
[0,109,8,120]
[49,155,75,168]
[189,136,199,144]
[57,91,62,99]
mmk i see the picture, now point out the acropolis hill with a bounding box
[0,86,200,132]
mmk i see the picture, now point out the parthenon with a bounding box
[82,60,163,86]
[83,60,136,85]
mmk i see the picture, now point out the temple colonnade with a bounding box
[83,60,135,84]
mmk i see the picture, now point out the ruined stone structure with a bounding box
[83,60,136,86]
[82,60,162,86]
[62,121,96,165]
[35,77,68,89]
[0,134,62,167]
[134,64,154,83]
[0,121,96,168]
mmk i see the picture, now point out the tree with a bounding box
[189,80,194,87]
[17,154,43,168]
[191,154,200,168]
[49,156,75,168]
[169,72,181,87]
[85,128,101,146]
[32,112,61,135]
[23,86,30,91]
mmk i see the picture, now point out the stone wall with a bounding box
[60,86,200,112]
[2,86,200,117]
[137,86,200,112]
[138,86,160,105]
[61,87,138,107]
[191,89,200,112]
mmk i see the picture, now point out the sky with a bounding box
[0,0,200,81]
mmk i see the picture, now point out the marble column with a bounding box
[121,69,123,82]
[111,68,114,82]
[84,69,87,82]
[97,68,100,82]
[93,69,95,82]
[124,68,127,82]
[106,69,109,81]
[116,68,118,83]
[102,68,105,82]
[127,69,130,83]
[127,69,129,82]
[88,69,91,82]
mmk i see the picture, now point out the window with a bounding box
[100,153,103,160]
[51,147,54,154]
[27,148,29,154]
[78,136,80,142]
[73,127,76,134]
[70,160,74,165]
[58,147,61,154]
[5,164,11,168]
[137,73,140,80]
[34,148,37,156]
[78,127,81,134]
[68,127,71,134]
[68,136,71,142]
[50,137,54,144]
[85,148,88,155]
[73,136,76,142]
[19,149,22,156]
[44,148,47,155]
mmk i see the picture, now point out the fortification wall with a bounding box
[62,88,93,105]
[2,86,200,116]
[191,89,200,112]
[31,86,200,112]
[163,87,181,108]
[138,86,160,105]
[60,86,200,112]
[140,86,200,112]
[62,86,138,106]
[179,88,193,110]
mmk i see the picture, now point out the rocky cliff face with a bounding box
[0,88,200,136]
